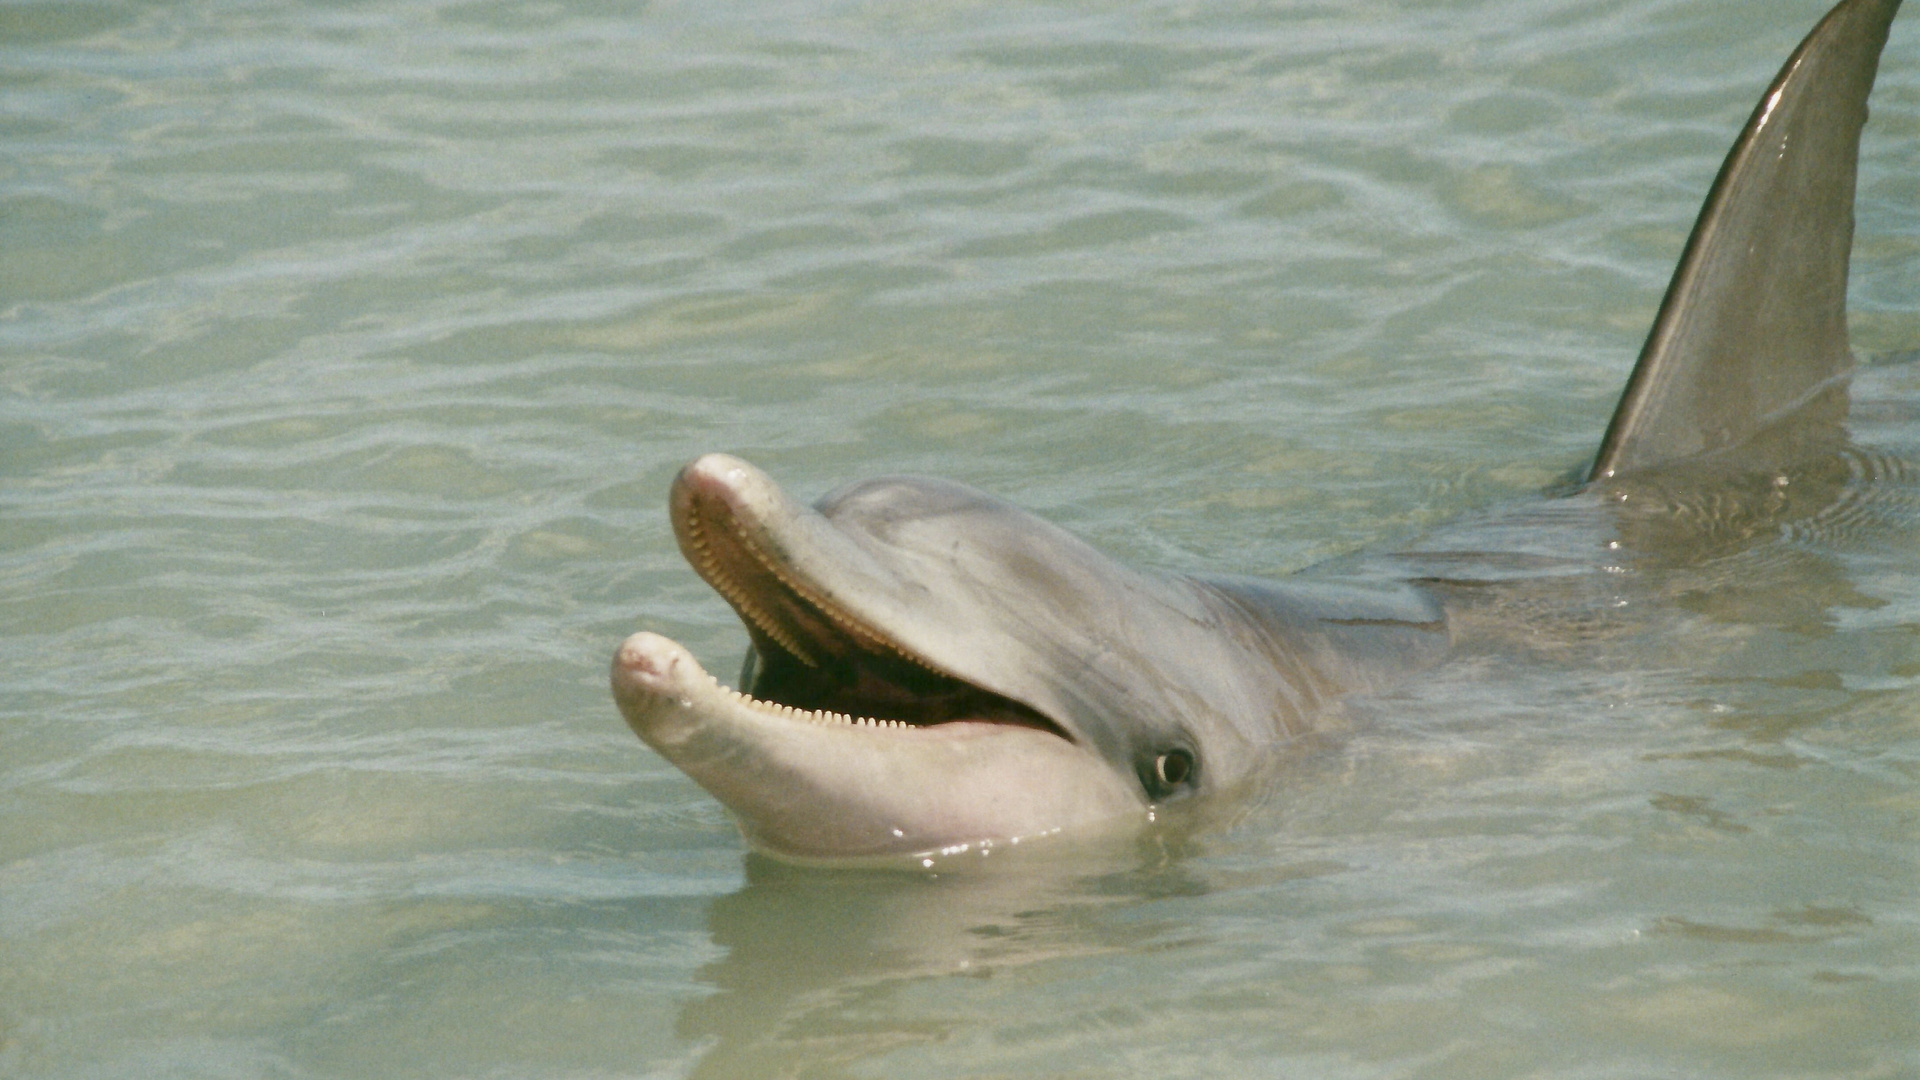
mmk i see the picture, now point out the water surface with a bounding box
[3,0,1917,1076]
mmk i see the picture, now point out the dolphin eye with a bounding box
[1136,747,1196,799]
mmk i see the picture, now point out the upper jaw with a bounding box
[667,453,1070,739]
[670,452,893,671]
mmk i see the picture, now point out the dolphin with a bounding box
[612,0,1902,863]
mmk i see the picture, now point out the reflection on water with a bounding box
[682,846,1199,1078]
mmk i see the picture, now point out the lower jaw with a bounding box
[615,633,1142,861]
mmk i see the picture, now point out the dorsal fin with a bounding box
[1588,0,1900,482]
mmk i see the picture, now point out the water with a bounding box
[3,0,1917,1076]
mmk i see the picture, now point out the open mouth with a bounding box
[671,466,1067,738]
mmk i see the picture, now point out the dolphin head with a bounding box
[611,453,1279,862]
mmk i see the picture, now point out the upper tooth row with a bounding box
[716,514,936,674]
[685,513,821,667]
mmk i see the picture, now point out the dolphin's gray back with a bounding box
[1198,575,1451,711]
[1205,0,1904,740]
[1588,0,1900,482]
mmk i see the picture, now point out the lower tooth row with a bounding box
[710,674,898,728]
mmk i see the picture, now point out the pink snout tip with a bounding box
[612,632,690,693]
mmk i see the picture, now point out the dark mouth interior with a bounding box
[677,489,1065,736]
[743,630,1060,732]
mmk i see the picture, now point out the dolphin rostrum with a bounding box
[612,0,1902,863]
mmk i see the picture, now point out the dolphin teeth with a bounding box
[672,618,920,735]
[712,678,909,731]
[683,508,821,668]
[717,515,934,674]
[682,479,963,686]
[710,678,931,734]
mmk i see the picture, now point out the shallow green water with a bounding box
[3,0,1917,1076]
